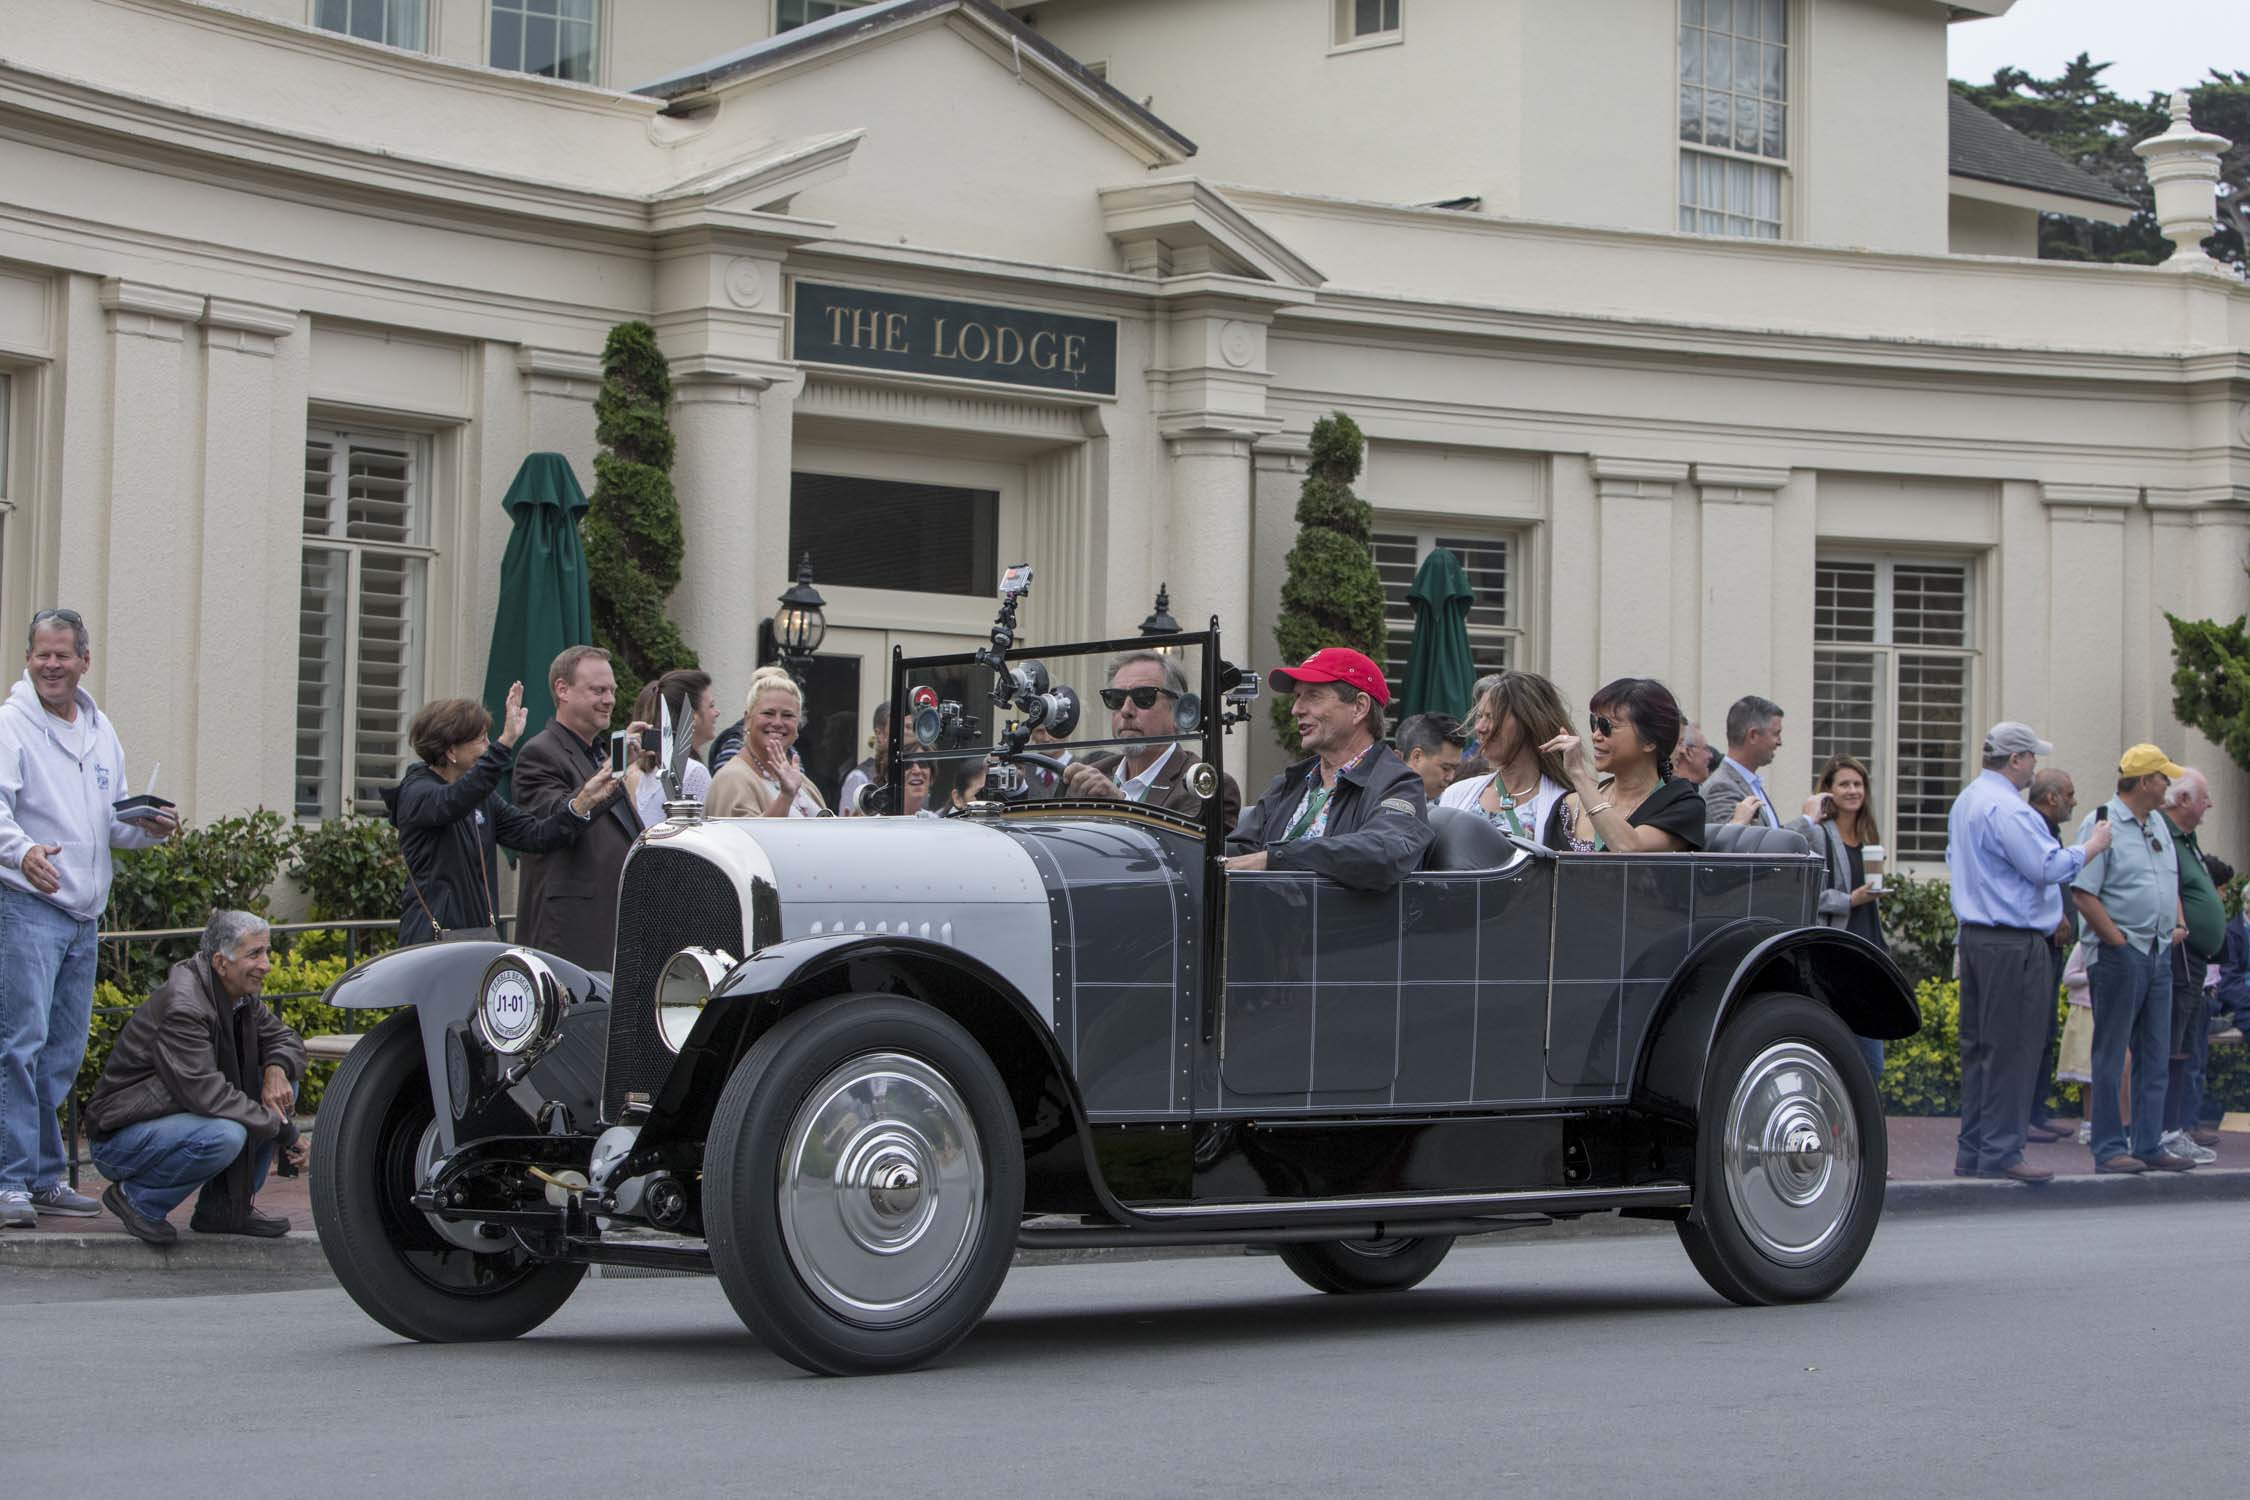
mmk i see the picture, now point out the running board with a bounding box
[1114,1183,1693,1230]
[1018,1214,1557,1251]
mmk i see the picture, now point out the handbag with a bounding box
[406,816,501,944]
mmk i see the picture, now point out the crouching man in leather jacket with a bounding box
[84,910,306,1245]
[1224,648,1434,891]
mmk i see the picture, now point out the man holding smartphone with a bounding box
[1946,722,2111,1184]
[514,645,640,973]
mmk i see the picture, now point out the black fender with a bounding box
[323,941,610,1154]
[637,933,1133,1223]
[1634,922,1918,1125]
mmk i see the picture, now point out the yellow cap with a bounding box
[2119,743,2188,780]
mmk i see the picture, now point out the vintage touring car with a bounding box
[312,574,1916,1375]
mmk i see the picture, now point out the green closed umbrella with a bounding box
[1397,547,1476,723]
[481,453,593,765]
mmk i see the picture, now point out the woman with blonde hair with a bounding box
[707,666,829,818]
[1438,670,1578,848]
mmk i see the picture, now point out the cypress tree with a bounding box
[1271,411,1386,754]
[583,321,697,723]
[2168,609,2250,774]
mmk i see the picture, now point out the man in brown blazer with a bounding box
[514,645,637,972]
[1060,649,1242,830]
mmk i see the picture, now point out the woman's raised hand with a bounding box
[1541,732,1594,788]
[499,681,529,748]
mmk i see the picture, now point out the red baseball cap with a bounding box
[1269,647,1391,706]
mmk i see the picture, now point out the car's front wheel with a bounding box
[1676,992,1884,1306]
[1277,1234,1455,1294]
[704,994,1024,1375]
[311,1010,585,1342]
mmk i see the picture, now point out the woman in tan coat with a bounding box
[707,666,829,818]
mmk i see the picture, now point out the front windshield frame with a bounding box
[883,626,1231,834]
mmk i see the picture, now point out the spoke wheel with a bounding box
[1277,1234,1455,1294]
[706,995,1023,1375]
[1677,993,1884,1306]
[312,1011,584,1341]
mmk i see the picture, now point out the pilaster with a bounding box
[669,357,784,712]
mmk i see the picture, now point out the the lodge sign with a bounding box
[791,281,1118,397]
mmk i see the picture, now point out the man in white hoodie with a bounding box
[0,609,176,1227]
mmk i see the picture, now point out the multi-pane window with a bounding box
[776,0,873,33]
[1346,0,1403,38]
[313,0,427,49]
[1370,531,1518,708]
[1812,557,1977,863]
[1679,0,1788,238]
[298,428,432,819]
[489,0,597,82]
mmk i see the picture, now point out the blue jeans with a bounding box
[1857,1037,1885,1085]
[90,1113,272,1221]
[0,886,100,1195]
[2087,939,2173,1164]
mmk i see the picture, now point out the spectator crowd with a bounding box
[0,604,2242,1241]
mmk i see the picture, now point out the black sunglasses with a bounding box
[1589,713,1616,736]
[1100,686,1179,711]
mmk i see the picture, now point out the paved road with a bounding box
[6,1204,2237,1497]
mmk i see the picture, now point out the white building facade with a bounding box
[1,0,2244,871]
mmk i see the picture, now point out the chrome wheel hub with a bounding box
[778,1052,984,1328]
[1721,1041,1861,1266]
[414,1120,497,1253]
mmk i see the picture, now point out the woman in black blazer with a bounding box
[381,683,614,946]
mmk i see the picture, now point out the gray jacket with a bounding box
[1703,756,1780,829]
[1227,743,1435,891]
[1789,815,1855,927]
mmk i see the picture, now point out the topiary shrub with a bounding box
[1271,411,1386,755]
[582,320,697,722]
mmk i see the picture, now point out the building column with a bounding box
[514,346,603,496]
[2039,483,2135,772]
[195,298,301,822]
[668,357,778,710]
[96,278,203,807]
[1694,464,1789,748]
[1164,431,1257,648]
[1588,457,1686,688]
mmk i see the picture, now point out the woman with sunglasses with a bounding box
[1543,678,1707,853]
[1437,670,1577,849]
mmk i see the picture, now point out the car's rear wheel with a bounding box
[1277,1234,1456,1294]
[311,1010,585,1342]
[704,994,1024,1375]
[1676,992,1884,1306]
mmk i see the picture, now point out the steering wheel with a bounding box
[1000,752,1073,780]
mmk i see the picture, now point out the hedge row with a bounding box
[1882,976,2250,1118]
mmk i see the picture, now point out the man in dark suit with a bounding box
[1059,649,1241,830]
[514,645,637,973]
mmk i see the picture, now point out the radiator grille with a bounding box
[603,846,745,1116]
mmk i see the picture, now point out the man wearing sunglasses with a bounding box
[1059,651,1240,828]
[2072,744,2196,1175]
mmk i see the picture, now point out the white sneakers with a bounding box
[0,1189,32,1229]
[2158,1129,2219,1166]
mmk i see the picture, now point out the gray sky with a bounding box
[1947,0,2249,101]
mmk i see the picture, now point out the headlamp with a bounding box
[657,947,737,1053]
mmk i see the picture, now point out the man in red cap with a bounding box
[1223,647,1435,890]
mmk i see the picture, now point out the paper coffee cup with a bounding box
[1863,843,1885,892]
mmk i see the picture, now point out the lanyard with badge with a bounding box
[1281,744,1374,843]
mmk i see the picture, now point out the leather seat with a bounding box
[1704,822,1811,856]
[1423,805,1519,870]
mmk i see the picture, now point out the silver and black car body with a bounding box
[311,612,1917,1375]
